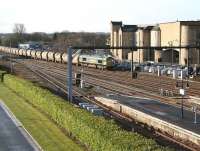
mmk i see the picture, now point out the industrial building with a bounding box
[110,21,200,65]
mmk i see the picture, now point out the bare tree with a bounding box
[12,23,26,45]
[13,23,26,36]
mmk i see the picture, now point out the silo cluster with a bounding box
[150,26,161,62]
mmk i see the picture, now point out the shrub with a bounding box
[4,74,173,151]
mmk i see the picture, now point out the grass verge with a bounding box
[0,72,173,151]
[0,82,84,151]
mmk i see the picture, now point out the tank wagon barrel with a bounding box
[55,52,62,62]
[22,49,27,56]
[18,49,23,56]
[41,51,48,61]
[61,53,68,63]
[47,51,55,62]
[26,49,32,57]
[0,46,114,69]
[36,51,42,60]
[30,50,37,59]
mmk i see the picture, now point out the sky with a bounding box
[0,0,199,33]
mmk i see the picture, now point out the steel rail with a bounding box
[10,59,198,151]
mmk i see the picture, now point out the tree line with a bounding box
[0,24,109,51]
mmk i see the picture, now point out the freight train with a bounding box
[0,46,114,69]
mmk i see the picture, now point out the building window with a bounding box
[98,60,102,63]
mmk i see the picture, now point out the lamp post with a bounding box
[176,72,185,119]
[181,77,184,119]
[193,105,197,124]
[67,46,73,102]
[9,41,13,73]
[176,70,189,119]
[187,45,189,78]
[131,49,134,79]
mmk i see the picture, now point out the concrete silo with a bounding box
[110,21,122,58]
[136,26,152,63]
[151,26,161,62]
[136,28,146,63]
[180,25,190,65]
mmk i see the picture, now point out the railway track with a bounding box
[18,59,200,111]
[3,58,196,151]
[5,59,197,151]
[21,59,200,97]
[0,57,199,150]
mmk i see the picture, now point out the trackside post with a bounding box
[67,47,73,102]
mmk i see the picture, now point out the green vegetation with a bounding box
[0,71,6,74]
[0,81,84,151]
[0,73,173,151]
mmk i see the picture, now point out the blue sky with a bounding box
[0,0,199,33]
